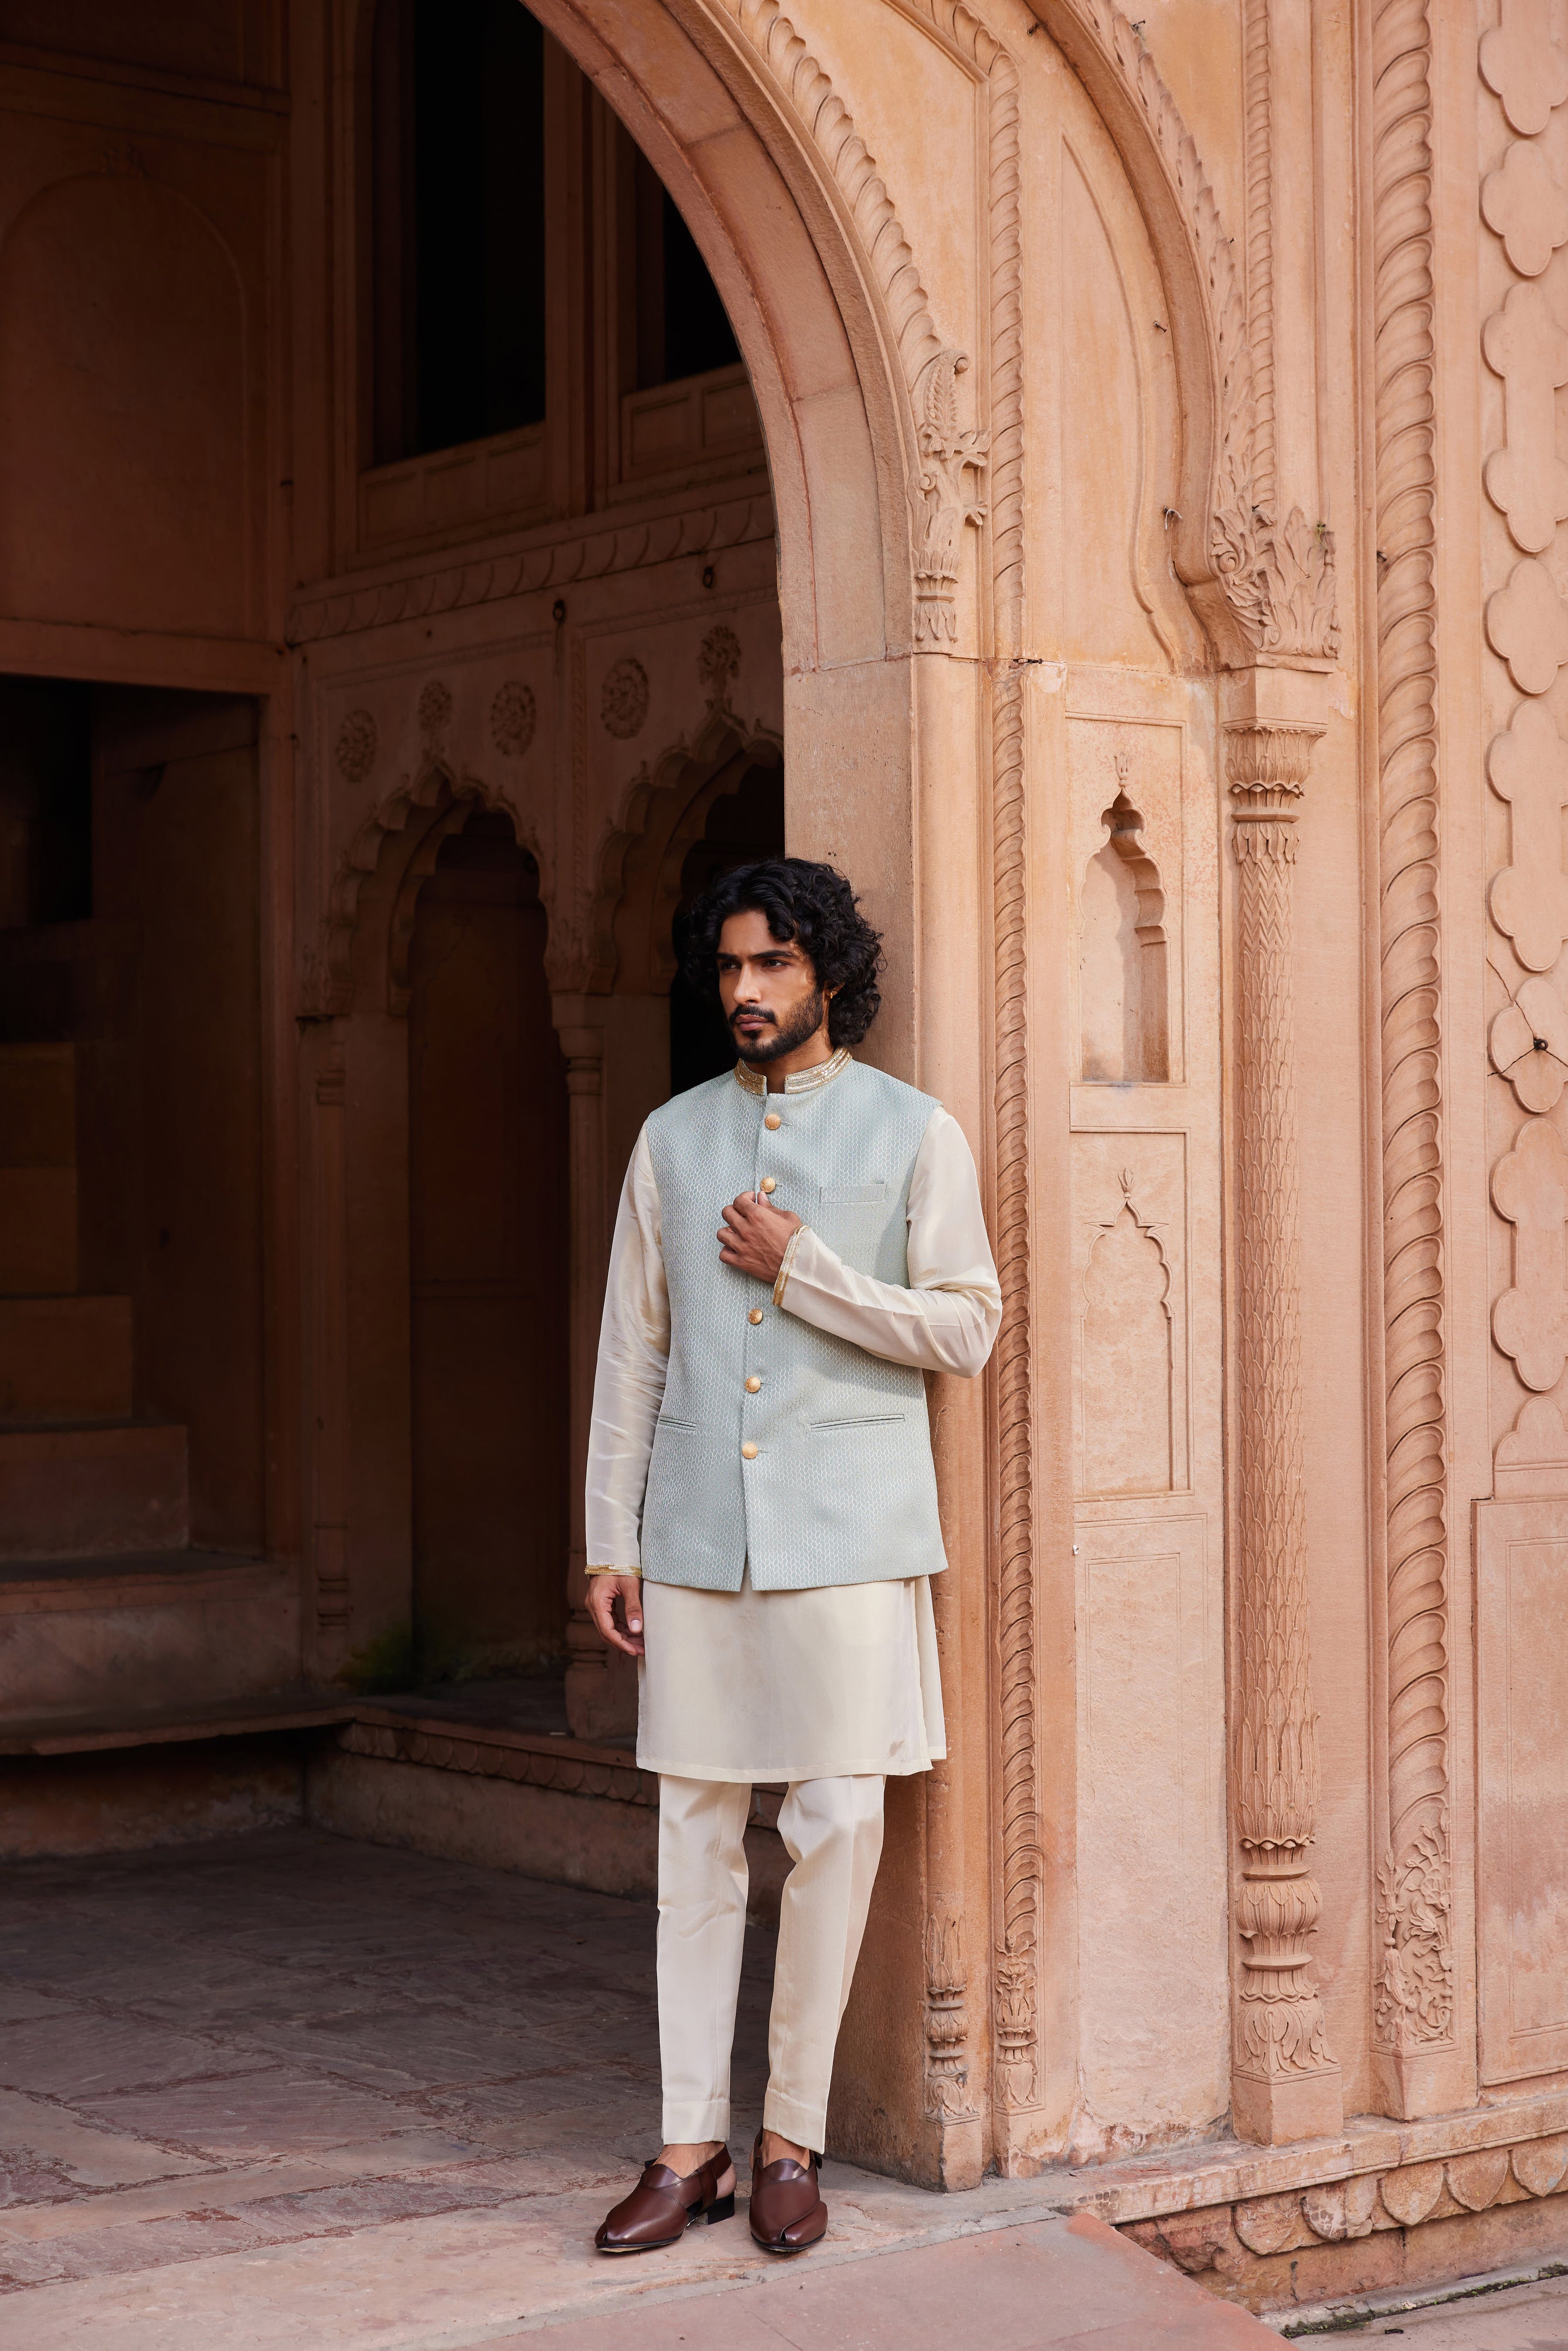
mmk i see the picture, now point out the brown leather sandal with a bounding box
[594,2146,735,2253]
[748,2130,828,2253]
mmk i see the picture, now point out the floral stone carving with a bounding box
[699,624,742,704]
[600,656,650,740]
[418,680,453,739]
[491,680,537,758]
[334,709,377,784]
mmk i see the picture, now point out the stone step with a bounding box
[0,1041,75,1167]
[0,1422,188,1558]
[0,1296,134,1420]
[0,1551,301,1738]
[0,1166,77,1293]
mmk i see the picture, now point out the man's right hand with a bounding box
[586,1573,645,1659]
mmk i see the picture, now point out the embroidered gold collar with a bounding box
[733,1045,852,1098]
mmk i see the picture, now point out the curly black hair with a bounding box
[681,857,885,1048]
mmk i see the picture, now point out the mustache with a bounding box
[729,1007,776,1028]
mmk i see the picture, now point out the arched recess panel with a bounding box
[1022,39,1229,2152]
[407,808,569,1679]
[0,176,250,637]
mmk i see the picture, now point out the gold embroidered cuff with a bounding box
[773,1224,807,1307]
[586,1564,641,1577]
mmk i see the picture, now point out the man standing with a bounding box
[587,858,1000,2257]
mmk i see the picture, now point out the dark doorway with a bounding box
[407,807,569,1683]
[0,682,264,1562]
[668,759,784,1095]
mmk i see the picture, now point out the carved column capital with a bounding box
[1225,718,1325,799]
[1225,721,1324,867]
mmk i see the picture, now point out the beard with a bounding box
[732,988,827,1063]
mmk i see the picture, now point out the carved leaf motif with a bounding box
[911,349,989,643]
[1233,2192,1311,2255]
[1512,2133,1568,2198]
[1444,2148,1511,2212]
[1212,501,1339,660]
[1377,2159,1445,2227]
[1373,1817,1454,2049]
[1302,2175,1381,2241]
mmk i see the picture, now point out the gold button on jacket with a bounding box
[760,1176,777,1194]
[746,1375,762,1393]
[764,1112,781,1130]
[748,1307,764,1325]
[741,1442,758,1460]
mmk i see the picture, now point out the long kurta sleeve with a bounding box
[584,1126,668,1572]
[776,1105,1001,1375]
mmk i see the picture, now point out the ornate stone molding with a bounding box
[1125,2129,1568,2284]
[715,0,946,390]
[727,0,1035,2135]
[1062,0,1336,658]
[1366,0,1454,2095]
[1242,0,1276,521]
[287,494,775,644]
[1225,716,1341,2145]
[715,0,995,641]
[945,0,1039,2133]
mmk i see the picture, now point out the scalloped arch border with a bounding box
[308,761,555,1017]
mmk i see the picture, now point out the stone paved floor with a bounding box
[0,1824,1108,2349]
[9,1826,1545,2350]
[1290,2267,1568,2346]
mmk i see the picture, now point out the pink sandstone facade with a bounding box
[0,0,1566,2318]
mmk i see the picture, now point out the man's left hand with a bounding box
[719,1192,801,1285]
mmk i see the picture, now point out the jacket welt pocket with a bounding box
[655,1416,696,1432]
[809,1411,906,1429]
[819,1180,887,1207]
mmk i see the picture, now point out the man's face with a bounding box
[716,908,826,1062]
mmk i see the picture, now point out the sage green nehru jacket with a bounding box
[638,1055,945,1593]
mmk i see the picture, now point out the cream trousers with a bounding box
[657,1772,886,2152]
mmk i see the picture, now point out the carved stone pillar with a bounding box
[1225,703,1343,2145]
[554,994,637,1742]
[307,1037,352,1682]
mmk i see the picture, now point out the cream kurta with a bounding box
[586,1061,1001,1781]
